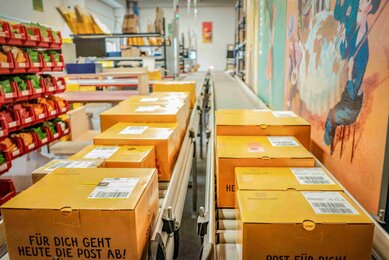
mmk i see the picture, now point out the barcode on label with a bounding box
[267,136,299,146]
[89,177,139,199]
[84,147,119,159]
[298,176,331,184]
[119,126,148,135]
[135,106,159,112]
[140,98,158,102]
[303,192,359,215]
[311,202,355,214]
[90,191,130,199]
[44,160,99,172]
[291,168,335,185]
[272,111,296,117]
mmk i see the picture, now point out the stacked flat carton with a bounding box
[215,109,373,259]
[1,82,196,260]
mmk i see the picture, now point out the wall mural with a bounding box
[257,0,286,110]
[284,0,389,213]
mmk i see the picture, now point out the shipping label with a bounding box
[267,136,299,146]
[89,178,139,199]
[140,97,158,102]
[135,106,160,112]
[119,126,148,135]
[272,111,296,117]
[44,160,99,173]
[302,192,359,215]
[291,168,335,185]
[84,147,119,159]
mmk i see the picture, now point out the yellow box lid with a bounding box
[236,167,342,191]
[101,103,182,116]
[69,145,154,162]
[217,136,313,159]
[237,190,372,224]
[216,110,310,126]
[2,168,156,210]
[33,159,104,174]
[95,122,177,141]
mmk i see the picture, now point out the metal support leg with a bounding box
[190,129,198,217]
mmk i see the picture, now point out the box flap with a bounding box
[108,146,154,163]
[94,122,177,141]
[217,136,312,159]
[216,110,310,126]
[236,167,342,191]
[2,168,156,210]
[237,190,372,224]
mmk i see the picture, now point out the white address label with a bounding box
[119,126,148,135]
[140,97,158,102]
[44,160,100,173]
[84,147,119,159]
[89,178,139,199]
[267,136,299,147]
[302,192,359,215]
[135,106,159,112]
[291,168,335,185]
[272,111,296,117]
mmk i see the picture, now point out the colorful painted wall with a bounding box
[256,0,287,110]
[283,0,389,214]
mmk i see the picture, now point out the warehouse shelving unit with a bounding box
[0,20,70,201]
[72,19,168,75]
[234,0,246,81]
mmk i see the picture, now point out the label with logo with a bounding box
[119,126,148,135]
[267,136,299,147]
[89,178,139,199]
[303,192,359,215]
[84,147,120,159]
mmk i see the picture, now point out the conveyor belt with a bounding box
[200,72,389,260]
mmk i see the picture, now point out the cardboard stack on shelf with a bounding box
[0,80,197,258]
[214,109,374,259]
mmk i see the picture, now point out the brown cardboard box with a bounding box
[122,13,138,33]
[236,167,342,191]
[216,136,315,208]
[121,47,140,57]
[94,123,181,181]
[69,145,156,168]
[216,110,311,150]
[32,159,104,184]
[99,103,188,135]
[153,81,197,107]
[1,168,159,260]
[118,95,191,120]
[236,190,373,260]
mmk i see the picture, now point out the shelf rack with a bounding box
[234,0,246,81]
[0,20,70,178]
[72,18,168,75]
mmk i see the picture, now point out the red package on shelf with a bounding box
[23,103,47,123]
[54,77,66,93]
[55,120,70,137]
[24,26,41,47]
[41,76,56,93]
[38,97,57,118]
[13,79,33,101]
[0,152,12,175]
[12,104,35,126]
[36,127,50,146]
[13,132,38,152]
[0,117,8,138]
[38,28,52,48]
[49,96,68,115]
[0,137,24,160]
[49,31,62,49]
[0,53,14,74]
[42,52,54,71]
[0,179,16,205]
[0,21,11,44]
[7,24,26,45]
[51,53,64,71]
[0,79,18,104]
[27,52,43,73]
[27,78,44,98]
[0,109,21,132]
